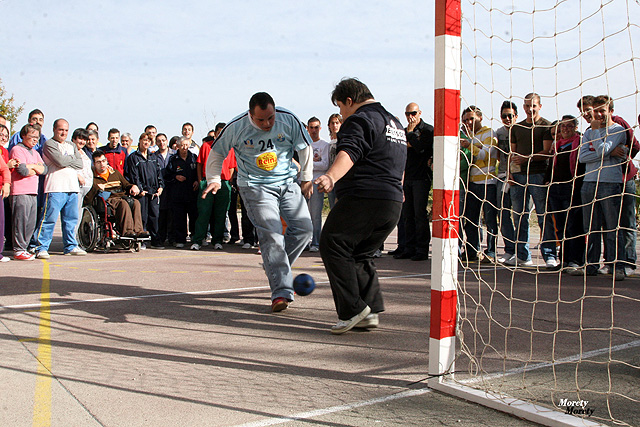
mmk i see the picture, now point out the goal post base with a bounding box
[428,379,605,427]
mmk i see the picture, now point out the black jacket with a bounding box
[404,119,434,181]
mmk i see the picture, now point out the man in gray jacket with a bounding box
[33,119,87,258]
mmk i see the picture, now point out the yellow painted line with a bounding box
[33,261,52,426]
[67,266,78,269]
[171,271,188,274]
[141,271,156,273]
[110,270,126,273]
[87,269,101,271]
[49,264,61,267]
[202,270,219,273]
[234,270,250,273]
[311,264,323,267]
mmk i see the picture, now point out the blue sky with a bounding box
[1,0,638,143]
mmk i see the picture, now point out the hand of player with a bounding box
[192,181,199,191]
[1,183,9,199]
[7,158,19,168]
[130,185,140,196]
[175,175,186,182]
[201,182,220,199]
[300,181,313,199]
[611,145,627,159]
[314,174,334,194]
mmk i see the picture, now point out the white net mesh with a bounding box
[452,1,640,425]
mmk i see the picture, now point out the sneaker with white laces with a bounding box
[355,313,379,329]
[36,251,50,259]
[214,243,223,250]
[190,243,201,251]
[14,251,35,261]
[242,243,252,249]
[331,306,372,335]
[65,247,87,256]
[545,258,559,269]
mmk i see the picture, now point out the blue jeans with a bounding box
[34,192,79,253]
[509,173,556,262]
[620,180,637,269]
[581,181,624,274]
[463,182,498,258]
[307,182,325,248]
[495,179,515,256]
[239,182,312,301]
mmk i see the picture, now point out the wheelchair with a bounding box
[77,196,149,253]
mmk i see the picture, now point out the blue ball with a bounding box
[293,273,315,296]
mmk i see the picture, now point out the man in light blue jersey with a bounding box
[203,92,313,312]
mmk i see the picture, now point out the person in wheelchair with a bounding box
[85,150,148,238]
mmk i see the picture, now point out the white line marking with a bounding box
[233,388,431,427]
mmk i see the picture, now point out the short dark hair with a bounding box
[72,128,90,141]
[0,124,9,135]
[461,105,482,118]
[20,124,41,139]
[594,95,614,110]
[215,122,226,131]
[156,133,167,140]
[307,116,321,126]
[92,150,106,160]
[28,109,44,120]
[331,78,374,106]
[561,114,578,128]
[500,100,518,115]
[327,113,343,126]
[249,92,275,113]
[577,95,595,110]
[86,122,99,131]
[108,128,120,137]
[169,136,180,149]
[53,118,68,130]
[144,124,156,132]
[182,122,193,130]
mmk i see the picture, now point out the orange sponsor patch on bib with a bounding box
[256,151,278,171]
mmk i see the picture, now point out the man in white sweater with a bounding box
[33,119,86,258]
[306,116,331,252]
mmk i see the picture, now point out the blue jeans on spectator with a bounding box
[463,182,498,258]
[495,179,516,256]
[581,181,624,274]
[240,181,312,301]
[34,192,79,253]
[620,179,637,270]
[509,173,556,262]
[307,182,325,248]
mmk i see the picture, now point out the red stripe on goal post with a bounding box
[430,289,457,340]
[434,88,461,137]
[431,189,460,239]
[435,0,461,37]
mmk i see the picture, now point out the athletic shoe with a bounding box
[545,258,559,269]
[614,270,625,281]
[174,243,185,248]
[36,251,50,259]
[624,267,637,277]
[497,253,515,264]
[271,297,289,312]
[150,244,165,249]
[355,313,379,329]
[65,247,87,256]
[309,246,319,252]
[598,265,611,275]
[0,256,10,263]
[242,243,252,249]
[190,243,201,251]
[14,252,35,261]
[564,262,580,274]
[137,231,150,238]
[504,256,532,267]
[331,306,372,335]
[373,249,382,258]
[202,240,210,247]
[140,243,147,250]
[480,254,495,264]
[214,243,223,250]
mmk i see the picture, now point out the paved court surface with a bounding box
[1,227,635,426]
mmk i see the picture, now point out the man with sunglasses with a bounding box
[391,103,434,261]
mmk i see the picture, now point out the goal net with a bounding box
[430,1,640,426]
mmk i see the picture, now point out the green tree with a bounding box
[0,78,24,133]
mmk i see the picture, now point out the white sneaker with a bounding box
[66,247,87,256]
[565,262,580,274]
[355,313,379,329]
[309,246,319,252]
[242,243,252,249]
[569,267,585,276]
[190,243,201,251]
[505,255,532,266]
[0,256,10,263]
[175,243,185,248]
[545,258,559,269]
[373,249,382,258]
[331,306,372,335]
[502,254,517,265]
[36,251,50,259]
[598,265,610,275]
[214,243,223,250]
[140,243,147,250]
[624,267,637,277]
